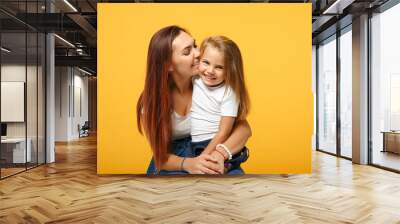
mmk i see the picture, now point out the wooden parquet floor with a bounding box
[1,134,400,223]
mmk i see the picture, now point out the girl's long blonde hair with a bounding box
[200,36,250,121]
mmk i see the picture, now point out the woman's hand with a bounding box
[183,154,223,174]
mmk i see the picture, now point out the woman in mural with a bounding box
[136,25,251,175]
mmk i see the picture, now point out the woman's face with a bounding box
[170,31,200,78]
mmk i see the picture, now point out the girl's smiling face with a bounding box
[198,46,225,87]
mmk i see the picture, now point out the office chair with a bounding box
[79,121,90,138]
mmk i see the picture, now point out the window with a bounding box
[339,27,352,158]
[317,35,337,154]
[371,2,400,171]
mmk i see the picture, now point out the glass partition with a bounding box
[0,1,46,179]
[1,30,28,177]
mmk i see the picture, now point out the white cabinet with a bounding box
[1,138,32,163]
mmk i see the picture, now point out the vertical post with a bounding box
[0,20,2,179]
[316,45,319,150]
[337,29,341,156]
[46,0,55,163]
[352,14,369,164]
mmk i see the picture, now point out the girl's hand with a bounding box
[209,151,226,174]
[183,154,222,174]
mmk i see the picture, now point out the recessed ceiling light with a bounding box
[1,47,11,53]
[323,0,354,15]
[77,67,93,76]
[54,34,75,48]
[63,0,78,12]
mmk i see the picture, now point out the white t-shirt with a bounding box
[171,111,191,140]
[191,77,239,142]
[141,108,191,140]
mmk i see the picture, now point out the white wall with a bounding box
[1,65,26,132]
[312,45,316,151]
[73,72,89,138]
[55,67,89,141]
[55,67,70,141]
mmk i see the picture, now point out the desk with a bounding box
[381,131,400,154]
[1,138,31,163]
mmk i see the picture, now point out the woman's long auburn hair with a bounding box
[200,36,250,121]
[136,25,188,169]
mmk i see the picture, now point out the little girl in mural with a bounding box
[190,35,251,174]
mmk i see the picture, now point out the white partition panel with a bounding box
[1,82,25,122]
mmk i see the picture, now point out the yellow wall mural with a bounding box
[98,3,313,174]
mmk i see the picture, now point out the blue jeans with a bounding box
[146,136,193,176]
[146,137,249,176]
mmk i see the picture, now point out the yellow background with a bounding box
[98,3,313,174]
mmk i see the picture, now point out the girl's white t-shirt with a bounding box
[190,77,239,142]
